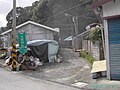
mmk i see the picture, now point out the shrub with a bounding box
[80,51,96,64]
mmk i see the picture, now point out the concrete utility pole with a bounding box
[69,16,75,50]
[13,0,16,38]
[11,0,17,71]
[72,16,78,36]
[72,16,80,51]
[66,14,79,51]
[65,14,75,50]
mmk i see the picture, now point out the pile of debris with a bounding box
[3,40,60,71]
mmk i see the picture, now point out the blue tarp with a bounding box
[64,36,73,41]
[27,40,59,63]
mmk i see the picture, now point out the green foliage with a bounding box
[86,27,102,42]
[86,27,105,60]
[78,0,98,17]
[31,0,50,24]
[5,0,97,31]
[6,0,50,29]
[6,7,33,29]
[80,51,96,64]
[0,27,7,33]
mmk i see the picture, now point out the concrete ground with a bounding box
[20,48,96,89]
[19,48,120,90]
[1,48,120,90]
[0,67,81,90]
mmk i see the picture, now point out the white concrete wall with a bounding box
[30,24,54,40]
[103,19,111,79]
[103,0,120,17]
[3,23,55,48]
[82,40,100,60]
[91,41,100,60]
[17,24,54,41]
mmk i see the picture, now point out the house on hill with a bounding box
[1,21,59,48]
[91,0,120,80]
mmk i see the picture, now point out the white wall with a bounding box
[104,20,111,79]
[29,24,54,40]
[103,0,120,17]
[91,41,100,60]
[82,40,100,60]
[3,24,55,48]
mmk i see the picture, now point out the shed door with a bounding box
[108,18,120,80]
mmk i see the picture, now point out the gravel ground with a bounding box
[1,48,120,89]
[20,48,97,89]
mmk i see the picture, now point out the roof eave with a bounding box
[1,21,59,35]
[91,0,112,9]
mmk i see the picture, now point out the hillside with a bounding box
[46,0,98,47]
[5,0,98,48]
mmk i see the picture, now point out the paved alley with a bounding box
[21,48,94,88]
[0,67,81,90]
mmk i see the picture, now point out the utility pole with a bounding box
[11,0,17,71]
[73,17,78,36]
[68,16,75,50]
[65,13,80,51]
[72,16,79,51]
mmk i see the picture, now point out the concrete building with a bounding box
[91,0,120,80]
[1,21,59,48]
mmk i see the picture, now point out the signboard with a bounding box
[18,32,27,55]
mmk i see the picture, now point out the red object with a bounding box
[0,48,8,52]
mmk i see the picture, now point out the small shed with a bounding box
[91,0,120,80]
[27,40,59,63]
[1,21,59,48]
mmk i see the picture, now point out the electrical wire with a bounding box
[16,0,93,21]
[38,0,92,22]
[66,12,96,19]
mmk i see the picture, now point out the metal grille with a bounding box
[108,18,120,79]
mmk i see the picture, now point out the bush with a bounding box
[80,51,96,64]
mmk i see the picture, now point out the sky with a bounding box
[0,0,37,27]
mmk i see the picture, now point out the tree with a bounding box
[86,27,105,60]
[0,27,7,33]
[5,0,98,30]
[6,0,51,29]
[31,0,50,24]
[6,7,33,29]
[86,27,102,42]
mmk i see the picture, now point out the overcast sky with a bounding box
[0,0,37,27]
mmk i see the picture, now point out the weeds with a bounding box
[80,51,96,64]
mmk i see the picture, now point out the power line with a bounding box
[66,13,96,19]
[39,0,92,22]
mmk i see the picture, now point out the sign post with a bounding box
[18,32,27,55]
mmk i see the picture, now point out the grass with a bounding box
[80,50,96,64]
